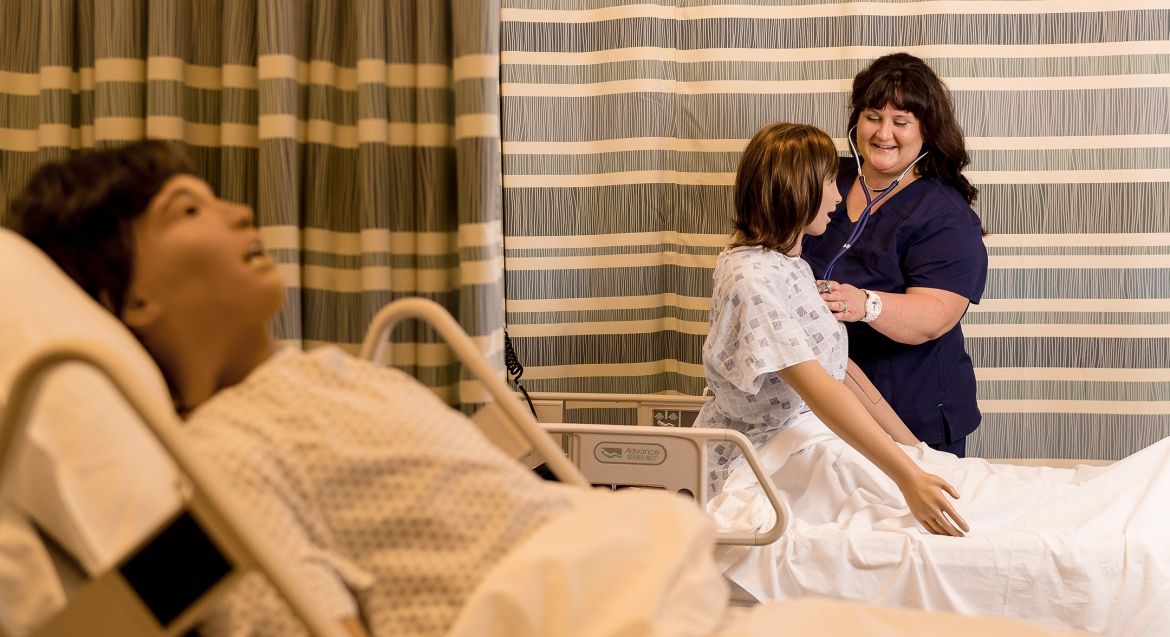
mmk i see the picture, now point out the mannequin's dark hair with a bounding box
[11,141,194,314]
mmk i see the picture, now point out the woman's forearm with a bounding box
[865,288,966,344]
[822,284,970,345]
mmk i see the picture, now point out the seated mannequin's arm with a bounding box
[778,360,967,537]
[778,361,923,490]
[343,617,369,637]
[843,359,919,446]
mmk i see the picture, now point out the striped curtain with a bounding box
[499,1,1170,459]
[0,0,504,406]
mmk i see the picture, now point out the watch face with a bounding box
[863,290,881,322]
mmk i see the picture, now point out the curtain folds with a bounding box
[0,0,505,407]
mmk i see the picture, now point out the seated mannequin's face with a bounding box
[804,174,842,238]
[119,175,285,339]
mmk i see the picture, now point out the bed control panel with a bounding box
[647,405,701,428]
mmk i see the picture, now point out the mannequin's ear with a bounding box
[117,292,163,329]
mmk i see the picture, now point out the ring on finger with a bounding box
[841,301,849,314]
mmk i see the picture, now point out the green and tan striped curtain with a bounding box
[0,0,504,406]
[498,1,1170,459]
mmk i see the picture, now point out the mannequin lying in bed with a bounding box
[9,141,1082,637]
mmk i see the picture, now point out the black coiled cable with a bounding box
[503,328,537,417]
[505,328,559,482]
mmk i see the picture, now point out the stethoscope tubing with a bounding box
[821,128,927,280]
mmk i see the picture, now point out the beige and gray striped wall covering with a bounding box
[3,1,1168,458]
[0,0,504,406]
[499,1,1170,459]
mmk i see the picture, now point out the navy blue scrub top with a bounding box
[801,158,988,447]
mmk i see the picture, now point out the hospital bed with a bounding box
[361,302,789,547]
[0,226,785,633]
[0,226,1087,637]
[489,394,1166,637]
[362,306,1170,637]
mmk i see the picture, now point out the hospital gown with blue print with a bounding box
[695,246,846,491]
[183,347,572,637]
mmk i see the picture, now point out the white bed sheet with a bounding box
[709,411,1170,637]
[452,485,1085,637]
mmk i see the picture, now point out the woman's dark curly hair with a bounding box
[847,52,978,205]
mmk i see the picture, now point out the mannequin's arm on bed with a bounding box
[843,359,919,446]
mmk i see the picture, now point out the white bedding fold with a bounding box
[710,411,1170,637]
[452,481,1088,637]
[449,486,729,637]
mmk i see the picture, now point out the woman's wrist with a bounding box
[860,289,883,323]
[844,286,867,322]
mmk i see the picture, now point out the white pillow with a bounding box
[0,228,183,577]
[0,502,65,632]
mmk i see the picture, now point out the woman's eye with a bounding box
[184,206,199,216]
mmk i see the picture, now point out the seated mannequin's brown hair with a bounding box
[732,122,838,254]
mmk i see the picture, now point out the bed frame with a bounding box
[3,296,1109,633]
[361,299,789,547]
[0,341,350,637]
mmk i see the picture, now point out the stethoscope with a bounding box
[820,127,928,281]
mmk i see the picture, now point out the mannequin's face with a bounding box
[804,175,842,237]
[121,175,285,338]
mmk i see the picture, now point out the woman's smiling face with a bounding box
[854,103,925,182]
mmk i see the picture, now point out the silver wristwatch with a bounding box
[861,289,883,323]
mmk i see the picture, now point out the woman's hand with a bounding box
[815,279,864,322]
[894,470,968,537]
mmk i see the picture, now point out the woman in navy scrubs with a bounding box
[802,53,988,456]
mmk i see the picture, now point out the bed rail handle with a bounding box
[360,298,588,487]
[541,423,789,546]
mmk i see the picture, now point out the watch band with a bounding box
[861,289,883,323]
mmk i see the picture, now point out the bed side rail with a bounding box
[0,340,347,637]
[360,298,588,487]
[541,423,789,547]
[524,391,709,429]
